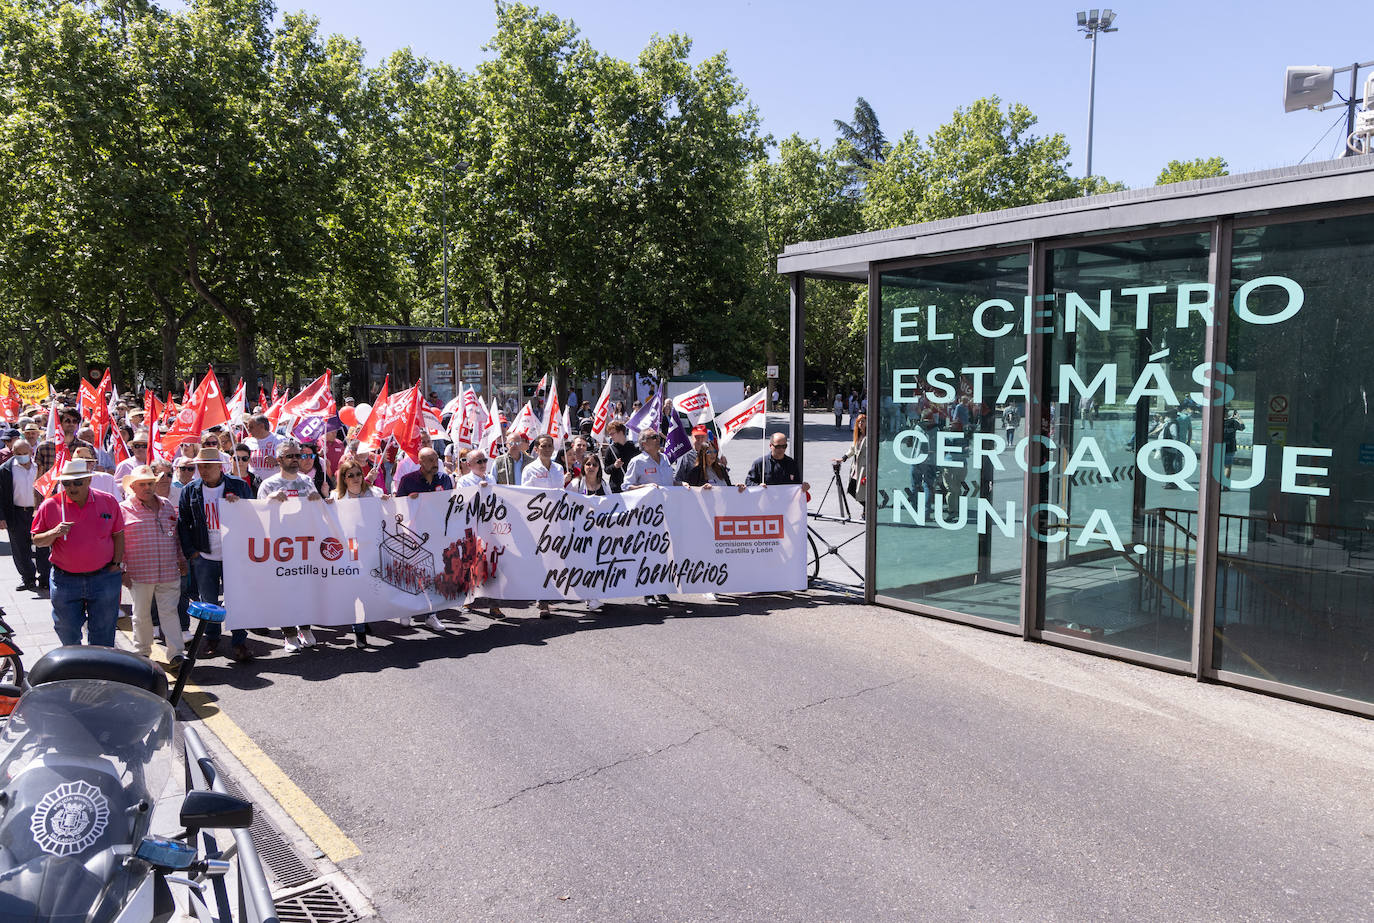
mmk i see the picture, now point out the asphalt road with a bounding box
[186,419,1373,923]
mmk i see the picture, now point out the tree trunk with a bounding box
[185,238,257,390]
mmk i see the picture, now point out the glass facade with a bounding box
[1214,213,1374,702]
[866,196,1374,713]
[875,253,1028,624]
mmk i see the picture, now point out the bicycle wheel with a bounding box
[807,533,822,583]
[0,654,23,688]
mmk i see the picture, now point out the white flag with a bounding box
[715,389,767,450]
[589,378,614,442]
[446,384,468,446]
[508,401,538,442]
[672,383,715,426]
[479,396,503,456]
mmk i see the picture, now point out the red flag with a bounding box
[263,389,290,429]
[270,381,281,403]
[143,389,164,425]
[356,376,390,449]
[257,386,268,410]
[159,366,230,455]
[388,387,425,462]
[33,441,69,499]
[542,389,561,439]
[111,428,131,467]
[0,379,20,422]
[77,379,102,420]
[87,390,113,448]
[280,370,336,419]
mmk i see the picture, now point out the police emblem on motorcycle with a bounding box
[30,781,110,856]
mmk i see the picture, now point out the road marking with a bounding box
[133,631,361,863]
[181,686,361,862]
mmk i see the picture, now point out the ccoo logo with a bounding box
[678,393,709,412]
[714,515,783,541]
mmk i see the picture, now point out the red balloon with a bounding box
[339,406,357,427]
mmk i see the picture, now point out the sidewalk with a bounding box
[0,532,167,672]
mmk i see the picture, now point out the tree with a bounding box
[863,97,1118,230]
[1156,156,1228,185]
[833,96,886,193]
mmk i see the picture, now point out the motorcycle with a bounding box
[0,603,273,923]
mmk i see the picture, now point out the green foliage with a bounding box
[1156,156,1229,185]
[0,2,1134,402]
[863,97,1105,229]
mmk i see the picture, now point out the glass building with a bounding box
[778,157,1374,716]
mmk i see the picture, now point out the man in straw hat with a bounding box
[31,458,125,646]
[120,464,188,665]
[178,445,254,661]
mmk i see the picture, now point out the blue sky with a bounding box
[302,0,1364,189]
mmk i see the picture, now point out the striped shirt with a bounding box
[120,495,184,585]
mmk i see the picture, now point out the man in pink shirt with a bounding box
[31,458,125,646]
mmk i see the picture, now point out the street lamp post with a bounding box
[1076,9,1118,179]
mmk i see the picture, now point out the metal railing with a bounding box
[183,724,280,923]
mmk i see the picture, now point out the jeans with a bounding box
[50,567,122,646]
[191,557,247,649]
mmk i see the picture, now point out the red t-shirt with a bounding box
[32,488,125,573]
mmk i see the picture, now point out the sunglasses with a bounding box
[471,459,488,465]
[345,471,363,478]
[131,442,148,448]
[280,453,301,459]
[235,454,250,461]
[300,452,316,459]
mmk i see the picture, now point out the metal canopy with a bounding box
[776,157,1374,279]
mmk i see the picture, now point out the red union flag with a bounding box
[0,379,20,422]
[713,514,784,541]
[281,370,335,419]
[715,389,767,450]
[159,366,229,455]
[672,384,715,426]
[356,376,390,449]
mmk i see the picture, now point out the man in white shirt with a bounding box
[257,438,324,650]
[244,414,281,482]
[456,450,493,488]
[520,435,565,490]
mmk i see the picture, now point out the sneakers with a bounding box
[644,595,658,607]
[283,635,302,653]
[298,627,317,648]
[424,613,445,631]
[703,593,718,601]
[586,600,602,612]
[656,594,670,605]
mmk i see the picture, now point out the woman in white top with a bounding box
[334,457,384,645]
[567,453,613,611]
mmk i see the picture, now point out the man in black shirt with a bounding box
[746,433,809,492]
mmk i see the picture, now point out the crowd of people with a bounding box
[0,381,809,672]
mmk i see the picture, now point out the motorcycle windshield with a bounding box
[0,681,175,923]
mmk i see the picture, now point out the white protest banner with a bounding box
[219,484,806,629]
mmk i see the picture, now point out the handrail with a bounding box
[183,725,280,923]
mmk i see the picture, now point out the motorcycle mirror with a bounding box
[136,835,197,871]
[180,790,254,829]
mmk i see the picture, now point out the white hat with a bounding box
[53,459,93,482]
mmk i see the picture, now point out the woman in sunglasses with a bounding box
[334,457,385,645]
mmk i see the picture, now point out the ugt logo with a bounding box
[713,515,783,541]
[249,536,359,563]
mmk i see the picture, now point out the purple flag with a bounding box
[625,381,663,439]
[663,407,691,463]
[292,415,326,443]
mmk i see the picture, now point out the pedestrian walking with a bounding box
[120,465,187,664]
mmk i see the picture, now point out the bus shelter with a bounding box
[350,326,523,418]
[779,156,1374,716]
